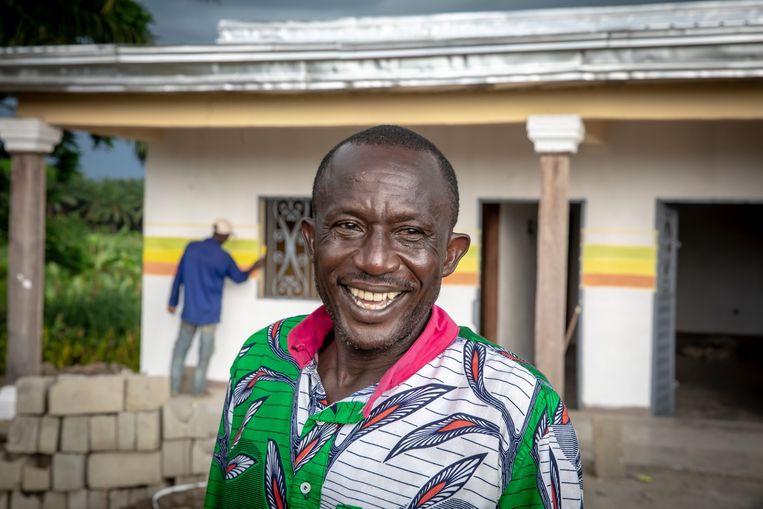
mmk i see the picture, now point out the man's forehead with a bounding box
[326,143,441,182]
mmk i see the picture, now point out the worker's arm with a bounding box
[168,252,186,313]
[246,257,265,274]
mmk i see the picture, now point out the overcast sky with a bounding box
[140,0,695,44]
[84,0,695,179]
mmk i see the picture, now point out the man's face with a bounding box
[302,143,470,353]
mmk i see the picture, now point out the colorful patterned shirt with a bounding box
[204,305,584,509]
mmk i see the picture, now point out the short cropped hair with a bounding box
[312,125,460,230]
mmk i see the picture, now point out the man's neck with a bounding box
[317,330,418,404]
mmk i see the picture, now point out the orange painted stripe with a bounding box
[582,274,655,289]
[443,272,478,286]
[143,261,177,276]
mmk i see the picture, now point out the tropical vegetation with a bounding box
[0,159,144,375]
[0,0,153,374]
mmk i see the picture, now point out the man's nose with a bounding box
[354,228,399,276]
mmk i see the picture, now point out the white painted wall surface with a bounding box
[141,121,763,411]
[497,203,538,360]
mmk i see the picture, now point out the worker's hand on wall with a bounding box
[249,258,265,274]
[168,306,177,314]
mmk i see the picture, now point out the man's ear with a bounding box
[300,217,316,260]
[442,232,471,277]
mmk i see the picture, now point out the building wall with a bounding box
[141,121,763,412]
[497,203,538,361]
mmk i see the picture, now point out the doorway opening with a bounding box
[479,201,583,407]
[653,202,763,421]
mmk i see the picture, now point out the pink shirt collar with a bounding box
[287,305,459,417]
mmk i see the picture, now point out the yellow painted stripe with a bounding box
[582,258,655,277]
[143,237,263,271]
[455,245,479,274]
[143,236,479,286]
[581,242,657,286]
[583,244,656,260]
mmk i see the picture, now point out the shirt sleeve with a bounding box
[224,251,250,284]
[203,370,232,509]
[168,251,186,307]
[499,387,584,509]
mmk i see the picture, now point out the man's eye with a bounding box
[400,227,424,237]
[337,222,359,231]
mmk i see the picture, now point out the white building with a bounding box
[2,0,762,416]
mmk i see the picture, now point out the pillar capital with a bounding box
[526,115,585,154]
[0,118,62,154]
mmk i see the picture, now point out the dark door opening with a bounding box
[480,201,583,408]
[653,202,763,421]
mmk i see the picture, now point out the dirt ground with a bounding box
[586,467,763,509]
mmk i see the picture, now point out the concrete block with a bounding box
[38,416,60,454]
[108,489,130,509]
[128,487,151,506]
[89,415,116,451]
[6,416,40,453]
[191,438,215,475]
[162,396,221,440]
[66,491,87,509]
[87,491,108,509]
[0,492,6,509]
[22,465,50,492]
[51,454,85,491]
[48,375,125,416]
[161,439,192,478]
[125,376,170,412]
[60,417,89,453]
[0,456,26,490]
[117,412,136,451]
[16,377,54,415]
[88,452,162,489]
[136,411,160,451]
[175,474,206,484]
[10,492,40,509]
[41,492,67,509]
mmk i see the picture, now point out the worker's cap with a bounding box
[213,218,234,236]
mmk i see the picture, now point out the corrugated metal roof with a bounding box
[1,0,762,93]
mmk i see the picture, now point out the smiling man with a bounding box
[204,125,583,509]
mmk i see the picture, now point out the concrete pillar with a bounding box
[526,115,584,395]
[0,119,62,382]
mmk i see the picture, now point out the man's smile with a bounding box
[345,285,403,311]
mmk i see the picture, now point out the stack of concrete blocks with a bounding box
[0,375,220,509]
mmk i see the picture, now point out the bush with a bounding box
[0,230,142,375]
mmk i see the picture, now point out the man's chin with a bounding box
[336,328,399,353]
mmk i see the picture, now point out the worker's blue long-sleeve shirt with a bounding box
[169,238,249,325]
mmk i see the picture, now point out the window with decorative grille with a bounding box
[261,197,318,299]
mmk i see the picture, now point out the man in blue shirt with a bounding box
[168,218,264,395]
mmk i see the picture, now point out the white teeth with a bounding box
[347,287,402,310]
